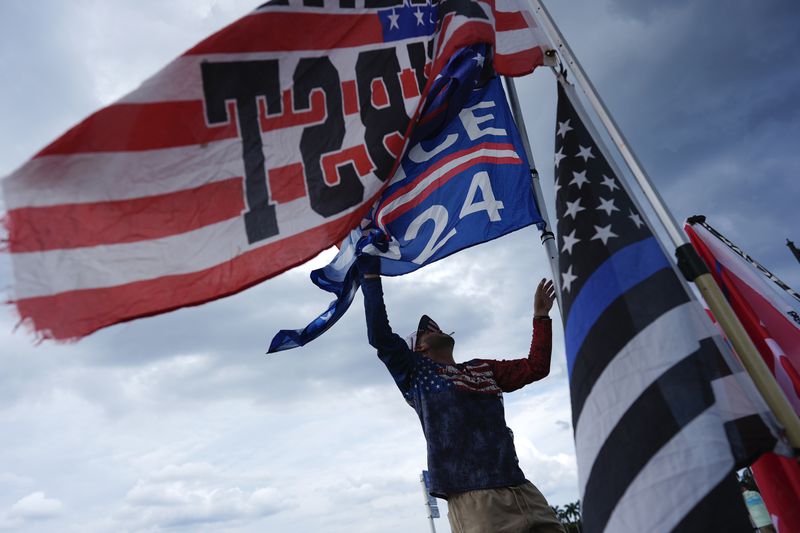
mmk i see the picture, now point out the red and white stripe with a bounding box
[685,223,800,392]
[375,142,522,229]
[439,362,502,394]
[685,220,800,533]
[490,0,554,75]
[1,2,551,341]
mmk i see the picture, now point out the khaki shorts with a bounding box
[447,481,566,533]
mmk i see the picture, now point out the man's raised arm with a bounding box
[478,279,557,392]
[358,256,418,393]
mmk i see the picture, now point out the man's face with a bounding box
[417,330,455,353]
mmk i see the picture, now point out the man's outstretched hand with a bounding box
[534,278,556,318]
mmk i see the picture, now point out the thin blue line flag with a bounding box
[553,78,786,533]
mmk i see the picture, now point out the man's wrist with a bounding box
[362,273,380,279]
[534,314,551,320]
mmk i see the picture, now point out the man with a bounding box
[358,254,565,533]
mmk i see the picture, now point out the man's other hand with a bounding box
[534,278,556,318]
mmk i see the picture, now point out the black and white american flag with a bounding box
[553,79,786,533]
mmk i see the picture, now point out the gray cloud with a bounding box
[542,0,800,285]
[1,0,797,531]
[118,478,285,530]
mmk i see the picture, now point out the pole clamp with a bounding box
[675,243,709,282]
[540,230,555,244]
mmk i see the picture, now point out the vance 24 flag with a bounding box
[553,79,787,533]
[1,0,553,340]
[270,63,543,352]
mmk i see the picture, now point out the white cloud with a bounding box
[8,491,64,520]
[506,383,579,506]
[119,479,284,529]
[149,463,219,483]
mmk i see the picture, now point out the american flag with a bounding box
[553,79,786,532]
[1,0,552,341]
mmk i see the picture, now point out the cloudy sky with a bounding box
[1,0,798,531]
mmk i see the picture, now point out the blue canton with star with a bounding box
[378,1,437,42]
[554,82,652,320]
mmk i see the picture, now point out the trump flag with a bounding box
[1,0,553,340]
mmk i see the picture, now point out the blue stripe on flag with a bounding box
[565,237,670,376]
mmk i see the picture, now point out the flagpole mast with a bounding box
[528,0,800,449]
[503,76,562,297]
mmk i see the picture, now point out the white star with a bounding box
[561,229,580,255]
[554,181,561,195]
[569,170,589,189]
[596,197,619,216]
[629,209,644,228]
[554,147,566,168]
[414,7,425,25]
[388,9,400,29]
[600,174,619,192]
[473,52,485,67]
[562,266,577,293]
[591,224,618,245]
[557,119,573,139]
[576,145,595,162]
[564,198,585,220]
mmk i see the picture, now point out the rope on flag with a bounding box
[1,0,553,341]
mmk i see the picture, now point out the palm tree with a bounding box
[564,500,582,532]
[551,504,563,522]
[552,501,583,531]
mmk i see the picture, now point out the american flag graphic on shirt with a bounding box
[406,358,502,404]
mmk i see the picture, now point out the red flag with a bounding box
[1,0,553,341]
[686,217,800,532]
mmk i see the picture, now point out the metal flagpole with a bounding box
[528,0,800,449]
[503,76,562,298]
[419,472,437,533]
